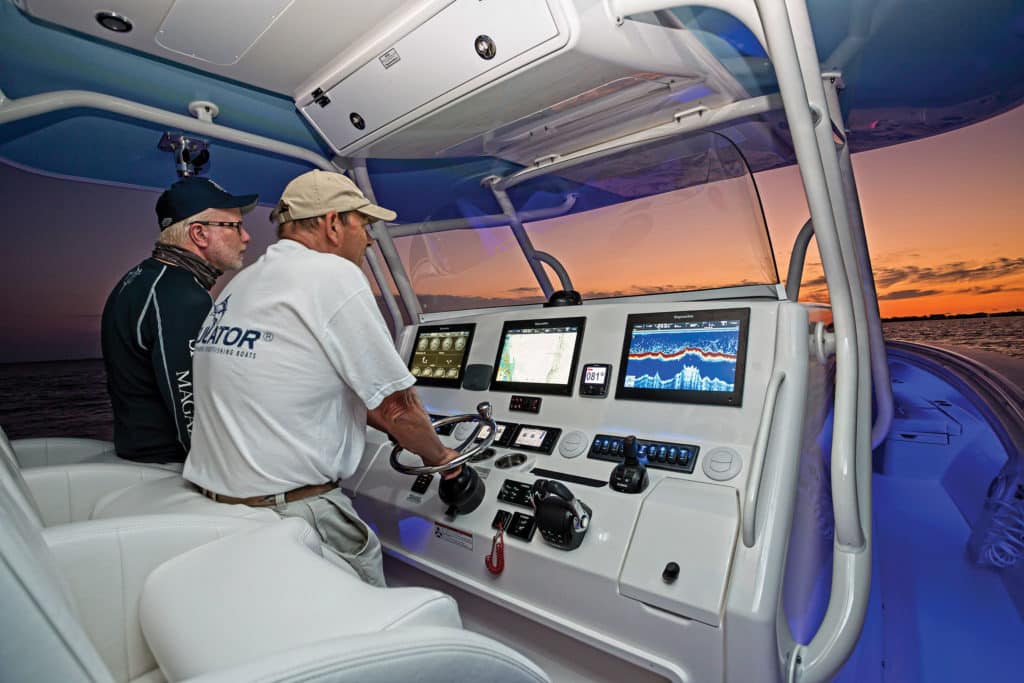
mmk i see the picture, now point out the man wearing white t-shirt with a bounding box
[184,170,458,586]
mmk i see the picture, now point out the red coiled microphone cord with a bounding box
[485,522,505,575]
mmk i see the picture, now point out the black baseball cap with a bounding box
[155,176,258,230]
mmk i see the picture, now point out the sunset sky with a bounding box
[1,105,1021,363]
[760,104,1024,317]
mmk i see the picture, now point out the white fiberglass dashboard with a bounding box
[347,298,817,683]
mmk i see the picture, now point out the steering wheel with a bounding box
[390,401,497,475]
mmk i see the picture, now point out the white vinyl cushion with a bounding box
[140,518,462,681]
[11,436,119,467]
[184,628,551,683]
[92,474,279,523]
[44,515,266,683]
[0,425,44,527]
[23,463,177,525]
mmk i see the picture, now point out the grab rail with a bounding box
[785,219,815,302]
[0,89,333,171]
[767,0,873,681]
[786,216,894,450]
[743,370,786,547]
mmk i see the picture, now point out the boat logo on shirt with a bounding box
[119,265,142,292]
[195,295,269,359]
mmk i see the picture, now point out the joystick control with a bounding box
[609,435,649,494]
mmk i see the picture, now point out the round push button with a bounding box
[701,447,742,481]
[452,422,476,441]
[559,430,589,459]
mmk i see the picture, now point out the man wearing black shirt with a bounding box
[101,177,257,465]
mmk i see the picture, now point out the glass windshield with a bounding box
[387,132,778,313]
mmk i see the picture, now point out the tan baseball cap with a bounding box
[269,170,397,224]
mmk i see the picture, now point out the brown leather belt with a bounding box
[198,481,338,507]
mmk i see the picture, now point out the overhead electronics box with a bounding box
[297,0,747,160]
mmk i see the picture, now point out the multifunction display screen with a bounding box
[615,308,750,406]
[409,323,475,388]
[490,317,586,396]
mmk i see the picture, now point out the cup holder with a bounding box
[495,453,528,469]
[470,447,497,463]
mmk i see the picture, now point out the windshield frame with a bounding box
[373,113,786,323]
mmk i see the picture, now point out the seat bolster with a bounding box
[184,628,550,683]
[22,463,176,525]
[44,514,266,683]
[140,519,463,681]
[11,437,118,467]
[92,475,279,522]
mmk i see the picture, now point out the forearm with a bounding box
[368,388,452,466]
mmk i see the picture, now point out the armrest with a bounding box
[43,514,267,683]
[140,518,462,681]
[11,437,118,467]
[23,463,176,525]
[187,628,551,683]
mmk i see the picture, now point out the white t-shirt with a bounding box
[184,239,414,496]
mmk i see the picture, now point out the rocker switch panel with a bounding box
[492,509,513,530]
[507,512,537,541]
[411,474,433,494]
[509,395,542,413]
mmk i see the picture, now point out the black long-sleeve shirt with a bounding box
[101,258,212,463]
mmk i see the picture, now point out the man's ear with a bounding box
[188,222,210,249]
[323,210,341,246]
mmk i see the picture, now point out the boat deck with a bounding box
[839,351,1022,682]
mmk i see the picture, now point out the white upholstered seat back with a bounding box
[0,470,114,683]
[0,424,45,527]
[10,436,119,467]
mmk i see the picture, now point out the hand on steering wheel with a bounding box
[390,402,496,475]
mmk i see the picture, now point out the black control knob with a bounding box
[662,561,680,583]
[438,465,485,517]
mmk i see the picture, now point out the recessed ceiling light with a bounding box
[95,10,133,33]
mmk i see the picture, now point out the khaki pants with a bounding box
[274,488,386,587]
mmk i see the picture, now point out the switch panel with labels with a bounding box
[509,395,542,413]
[589,434,700,474]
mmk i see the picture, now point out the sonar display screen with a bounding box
[616,308,750,406]
[409,323,475,388]
[490,317,586,396]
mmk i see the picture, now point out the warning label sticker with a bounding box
[379,48,401,69]
[434,521,473,551]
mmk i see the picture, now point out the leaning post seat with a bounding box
[0,462,269,683]
[10,435,120,467]
[87,471,280,523]
[139,518,550,683]
[1,462,550,683]
[3,423,277,526]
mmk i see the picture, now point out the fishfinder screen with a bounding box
[490,317,586,396]
[616,308,750,406]
[409,323,475,388]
